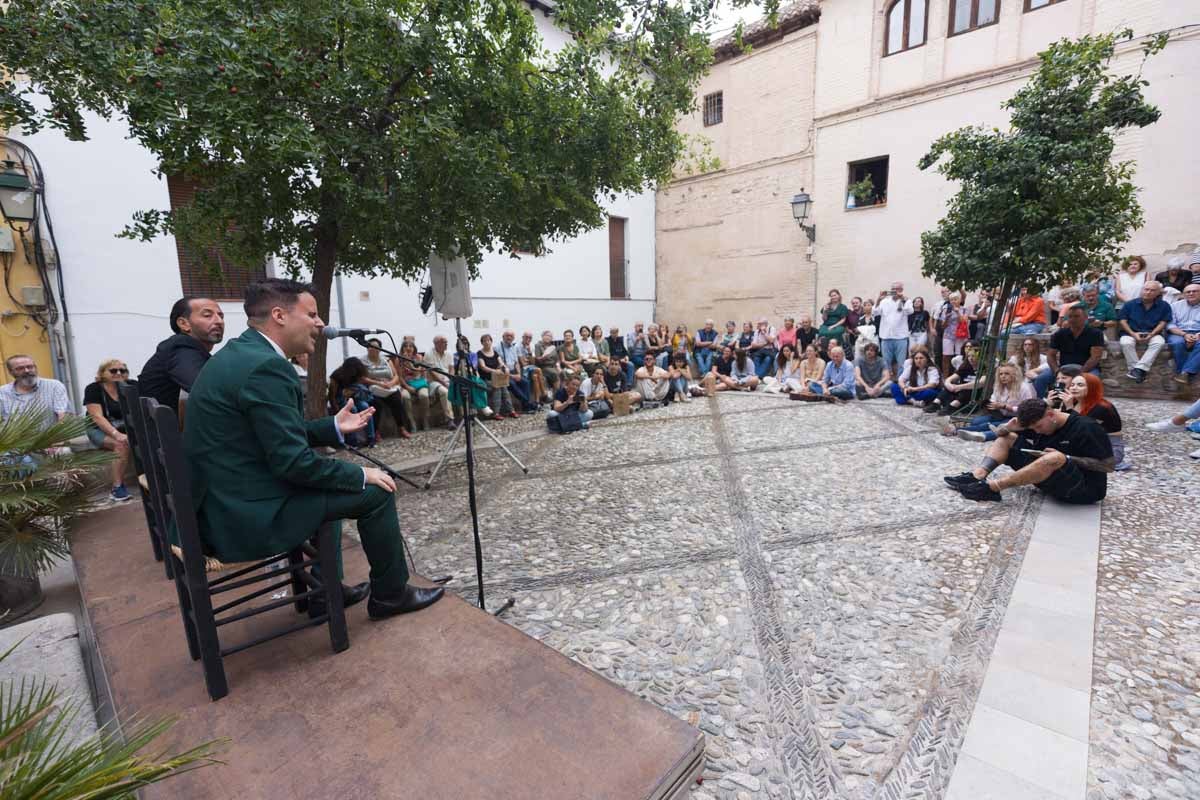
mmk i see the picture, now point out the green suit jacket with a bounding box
[183,328,363,561]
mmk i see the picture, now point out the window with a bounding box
[949,0,998,35]
[608,216,627,299]
[884,0,927,56]
[845,157,889,209]
[702,92,723,127]
[167,174,266,300]
[1024,0,1064,10]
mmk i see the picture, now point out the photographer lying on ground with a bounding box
[944,397,1114,504]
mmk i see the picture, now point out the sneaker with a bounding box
[1133,368,1148,384]
[1190,448,1200,459]
[1115,460,1133,471]
[922,402,940,414]
[1125,368,1139,381]
[1187,420,1200,434]
[944,471,978,489]
[1146,419,1187,433]
[1173,373,1191,385]
[110,484,132,502]
[957,429,988,443]
[959,479,1002,502]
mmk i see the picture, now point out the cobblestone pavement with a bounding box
[370,393,1198,799]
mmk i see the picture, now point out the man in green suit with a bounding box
[184,278,443,619]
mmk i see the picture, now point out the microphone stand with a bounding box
[341,329,513,616]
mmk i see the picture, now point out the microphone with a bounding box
[322,325,387,340]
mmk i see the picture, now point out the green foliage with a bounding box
[918,30,1162,294]
[0,411,112,577]
[847,173,875,206]
[0,641,224,798]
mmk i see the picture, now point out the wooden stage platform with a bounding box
[70,502,704,799]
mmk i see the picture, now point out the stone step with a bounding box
[0,612,98,747]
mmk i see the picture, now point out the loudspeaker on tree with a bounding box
[429,250,473,319]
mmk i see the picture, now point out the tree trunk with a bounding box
[968,274,1016,412]
[306,214,339,420]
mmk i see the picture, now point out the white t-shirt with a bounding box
[876,296,914,340]
[1115,270,1146,301]
[577,339,598,359]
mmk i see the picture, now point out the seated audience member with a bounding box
[776,317,799,355]
[1118,280,1173,382]
[737,321,755,350]
[854,342,891,400]
[908,297,933,351]
[748,318,778,379]
[1074,283,1118,333]
[1145,397,1200,459]
[625,322,651,372]
[534,330,562,393]
[577,325,602,375]
[558,329,583,383]
[845,296,865,350]
[1115,255,1148,305]
[968,289,992,341]
[709,345,740,392]
[667,351,692,402]
[328,357,375,446]
[635,353,672,404]
[546,375,593,429]
[1,354,70,432]
[1155,256,1194,297]
[83,358,134,502]
[957,364,1034,442]
[1051,372,1130,470]
[814,346,855,400]
[602,358,642,410]
[605,326,635,386]
[591,325,610,366]
[946,398,1114,504]
[796,315,818,353]
[799,344,825,389]
[397,340,433,430]
[518,330,549,404]
[818,289,849,346]
[362,338,412,439]
[1011,337,1053,398]
[1048,305,1105,389]
[1010,287,1047,334]
[580,366,613,419]
[890,350,941,406]
[476,334,516,418]
[716,320,739,353]
[499,330,535,413]
[730,348,760,391]
[137,296,226,413]
[1166,282,1200,384]
[649,323,671,368]
[853,299,879,361]
[939,293,969,377]
[927,345,978,415]
[422,335,457,424]
[671,325,695,372]
[694,320,720,376]
[772,345,804,394]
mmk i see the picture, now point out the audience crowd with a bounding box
[3,254,1198,503]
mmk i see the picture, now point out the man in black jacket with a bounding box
[138,296,225,412]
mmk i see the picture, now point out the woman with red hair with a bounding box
[1062,372,1130,470]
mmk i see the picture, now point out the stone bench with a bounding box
[0,613,98,747]
[1003,333,1198,402]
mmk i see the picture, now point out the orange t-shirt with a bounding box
[1013,295,1046,325]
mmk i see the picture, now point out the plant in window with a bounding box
[847,174,876,207]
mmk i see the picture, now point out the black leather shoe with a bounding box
[960,479,1002,502]
[368,584,445,620]
[306,581,370,619]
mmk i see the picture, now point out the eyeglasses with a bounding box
[108,368,129,375]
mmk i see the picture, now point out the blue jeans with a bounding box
[962,413,1007,441]
[622,362,636,386]
[507,375,532,410]
[890,384,939,405]
[807,380,824,395]
[880,338,908,376]
[1032,369,1054,398]
[669,377,689,399]
[1168,334,1200,375]
[752,349,777,378]
[1012,322,1046,335]
[694,348,714,375]
[828,385,854,400]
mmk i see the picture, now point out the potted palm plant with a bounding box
[0,410,113,623]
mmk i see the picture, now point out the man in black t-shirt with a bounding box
[1047,306,1105,375]
[945,398,1114,504]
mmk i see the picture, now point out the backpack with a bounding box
[546,406,585,434]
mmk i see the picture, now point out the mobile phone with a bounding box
[1020,448,1045,457]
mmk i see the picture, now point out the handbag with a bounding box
[954,316,969,340]
[588,399,612,419]
[490,370,510,388]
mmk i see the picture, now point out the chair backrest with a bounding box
[116,382,146,470]
[141,398,209,593]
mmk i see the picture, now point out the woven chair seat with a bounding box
[169,544,263,574]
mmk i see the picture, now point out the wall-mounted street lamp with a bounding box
[0,160,37,230]
[790,190,815,244]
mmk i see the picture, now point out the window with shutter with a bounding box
[166,174,265,300]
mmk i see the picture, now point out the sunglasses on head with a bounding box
[108,367,129,375]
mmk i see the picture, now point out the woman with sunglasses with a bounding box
[84,358,134,502]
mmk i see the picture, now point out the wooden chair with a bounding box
[115,383,169,578]
[140,397,349,701]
